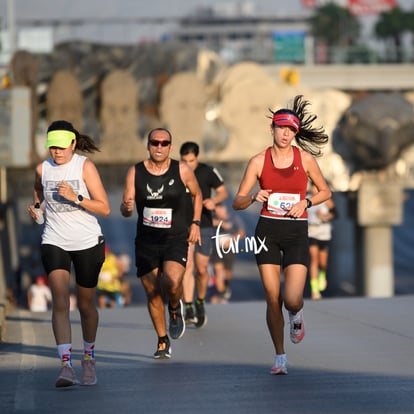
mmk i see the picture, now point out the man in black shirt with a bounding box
[121,129,202,359]
[180,142,228,328]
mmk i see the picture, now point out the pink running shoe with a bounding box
[270,355,288,375]
[81,359,97,386]
[55,365,80,388]
[289,309,305,344]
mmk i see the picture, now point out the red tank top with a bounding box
[259,146,308,220]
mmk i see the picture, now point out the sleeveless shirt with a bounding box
[134,159,188,243]
[41,153,103,250]
[307,200,332,241]
[259,146,308,220]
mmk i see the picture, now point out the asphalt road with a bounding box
[1,292,413,414]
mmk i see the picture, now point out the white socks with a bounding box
[83,340,96,360]
[57,343,72,367]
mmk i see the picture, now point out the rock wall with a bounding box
[7,41,414,192]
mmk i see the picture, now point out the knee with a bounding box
[166,277,181,295]
[284,299,303,314]
[52,296,70,313]
[196,266,208,278]
[144,285,162,303]
[77,298,96,316]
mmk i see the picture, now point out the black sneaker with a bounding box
[154,336,172,359]
[184,303,198,325]
[168,299,186,339]
[195,298,208,328]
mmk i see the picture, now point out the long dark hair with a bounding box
[47,120,100,153]
[269,95,328,157]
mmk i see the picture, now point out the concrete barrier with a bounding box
[265,64,414,90]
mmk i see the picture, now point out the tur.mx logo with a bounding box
[211,220,268,258]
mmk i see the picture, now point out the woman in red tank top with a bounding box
[233,95,331,375]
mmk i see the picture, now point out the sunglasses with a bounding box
[149,139,171,147]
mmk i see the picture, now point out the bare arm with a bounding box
[28,163,45,221]
[232,152,270,210]
[81,159,111,216]
[120,165,136,217]
[180,161,202,245]
[303,152,332,207]
[203,183,228,211]
[51,159,110,216]
[318,197,336,221]
[282,151,331,218]
[33,163,44,205]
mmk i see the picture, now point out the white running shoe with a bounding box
[289,309,305,344]
[270,354,288,375]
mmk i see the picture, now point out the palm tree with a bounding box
[404,9,414,62]
[374,6,408,63]
[309,3,360,63]
[309,3,360,46]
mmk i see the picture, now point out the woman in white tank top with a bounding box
[27,120,110,388]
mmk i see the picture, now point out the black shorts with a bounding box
[194,227,214,257]
[211,246,236,270]
[309,237,330,250]
[135,236,188,277]
[254,217,309,268]
[41,241,106,288]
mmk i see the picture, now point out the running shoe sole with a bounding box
[154,344,172,359]
[185,317,198,325]
[194,314,208,328]
[55,366,80,388]
[270,366,288,375]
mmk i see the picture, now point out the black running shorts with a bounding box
[135,235,188,277]
[41,240,106,288]
[254,217,309,268]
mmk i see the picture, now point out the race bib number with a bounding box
[267,193,300,215]
[143,207,172,228]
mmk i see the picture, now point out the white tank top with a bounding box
[307,200,332,241]
[41,153,103,250]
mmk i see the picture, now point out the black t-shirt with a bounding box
[194,162,225,228]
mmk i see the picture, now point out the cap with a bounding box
[272,113,300,133]
[45,130,76,148]
[36,275,48,284]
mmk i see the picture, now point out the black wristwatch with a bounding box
[191,220,201,226]
[305,198,312,209]
[75,194,84,205]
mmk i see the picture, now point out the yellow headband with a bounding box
[45,130,76,148]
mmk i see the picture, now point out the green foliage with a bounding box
[375,7,407,39]
[309,3,360,47]
[375,6,411,62]
[405,10,414,32]
[344,45,378,64]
